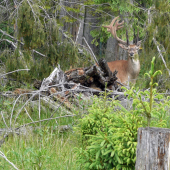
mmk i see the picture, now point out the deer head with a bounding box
[103,16,141,60]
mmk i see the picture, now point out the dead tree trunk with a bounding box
[135,127,170,170]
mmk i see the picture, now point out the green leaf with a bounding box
[103,150,112,156]
[96,150,100,160]
[100,140,105,147]
[111,151,115,157]
[153,70,162,77]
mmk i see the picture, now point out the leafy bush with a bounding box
[76,93,143,169]
[79,93,116,137]
[75,57,170,170]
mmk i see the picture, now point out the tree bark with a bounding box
[135,127,170,170]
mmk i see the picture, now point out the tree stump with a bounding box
[135,127,170,170]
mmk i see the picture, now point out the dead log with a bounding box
[65,58,118,90]
[135,127,170,170]
[34,58,118,92]
[40,66,67,91]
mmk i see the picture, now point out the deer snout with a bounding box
[129,53,134,57]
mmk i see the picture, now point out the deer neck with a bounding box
[127,53,140,80]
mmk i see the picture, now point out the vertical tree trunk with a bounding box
[83,7,99,55]
[135,127,170,170]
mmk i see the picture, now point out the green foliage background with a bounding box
[0,0,91,84]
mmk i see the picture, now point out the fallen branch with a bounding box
[0,69,30,78]
[16,114,76,129]
[0,151,19,170]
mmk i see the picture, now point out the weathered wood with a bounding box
[64,59,118,90]
[98,58,111,77]
[40,66,67,91]
[135,127,170,170]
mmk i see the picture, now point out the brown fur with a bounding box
[107,44,141,85]
[107,60,129,83]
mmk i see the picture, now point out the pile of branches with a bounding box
[39,58,119,97]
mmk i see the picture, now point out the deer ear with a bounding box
[118,43,128,50]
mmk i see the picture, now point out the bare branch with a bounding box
[26,0,37,20]
[1,38,17,48]
[82,37,99,65]
[0,151,19,170]
[24,108,37,127]
[153,38,170,76]
[0,69,30,78]
[17,114,76,128]
[0,29,46,57]
[0,111,8,129]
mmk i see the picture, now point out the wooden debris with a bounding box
[64,58,118,91]
[29,58,119,103]
[2,58,120,112]
[13,88,31,95]
[33,58,118,91]
[29,58,119,109]
[135,127,170,170]
[49,87,72,110]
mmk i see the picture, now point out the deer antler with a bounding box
[103,16,127,45]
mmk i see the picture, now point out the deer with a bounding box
[103,16,141,85]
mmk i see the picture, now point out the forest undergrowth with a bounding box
[0,58,170,170]
[1,0,170,169]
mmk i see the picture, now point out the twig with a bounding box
[26,0,36,20]
[1,39,17,48]
[11,90,41,127]
[0,69,30,78]
[0,111,8,129]
[82,37,99,65]
[38,93,41,126]
[76,22,81,43]
[24,108,37,127]
[0,29,45,57]
[0,151,19,170]
[153,38,170,76]
[0,29,19,42]
[48,95,70,120]
[32,49,46,57]
[16,114,76,129]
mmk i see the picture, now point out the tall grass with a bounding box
[0,90,89,170]
[0,128,81,170]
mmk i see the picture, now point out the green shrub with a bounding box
[79,93,116,137]
[76,93,143,170]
